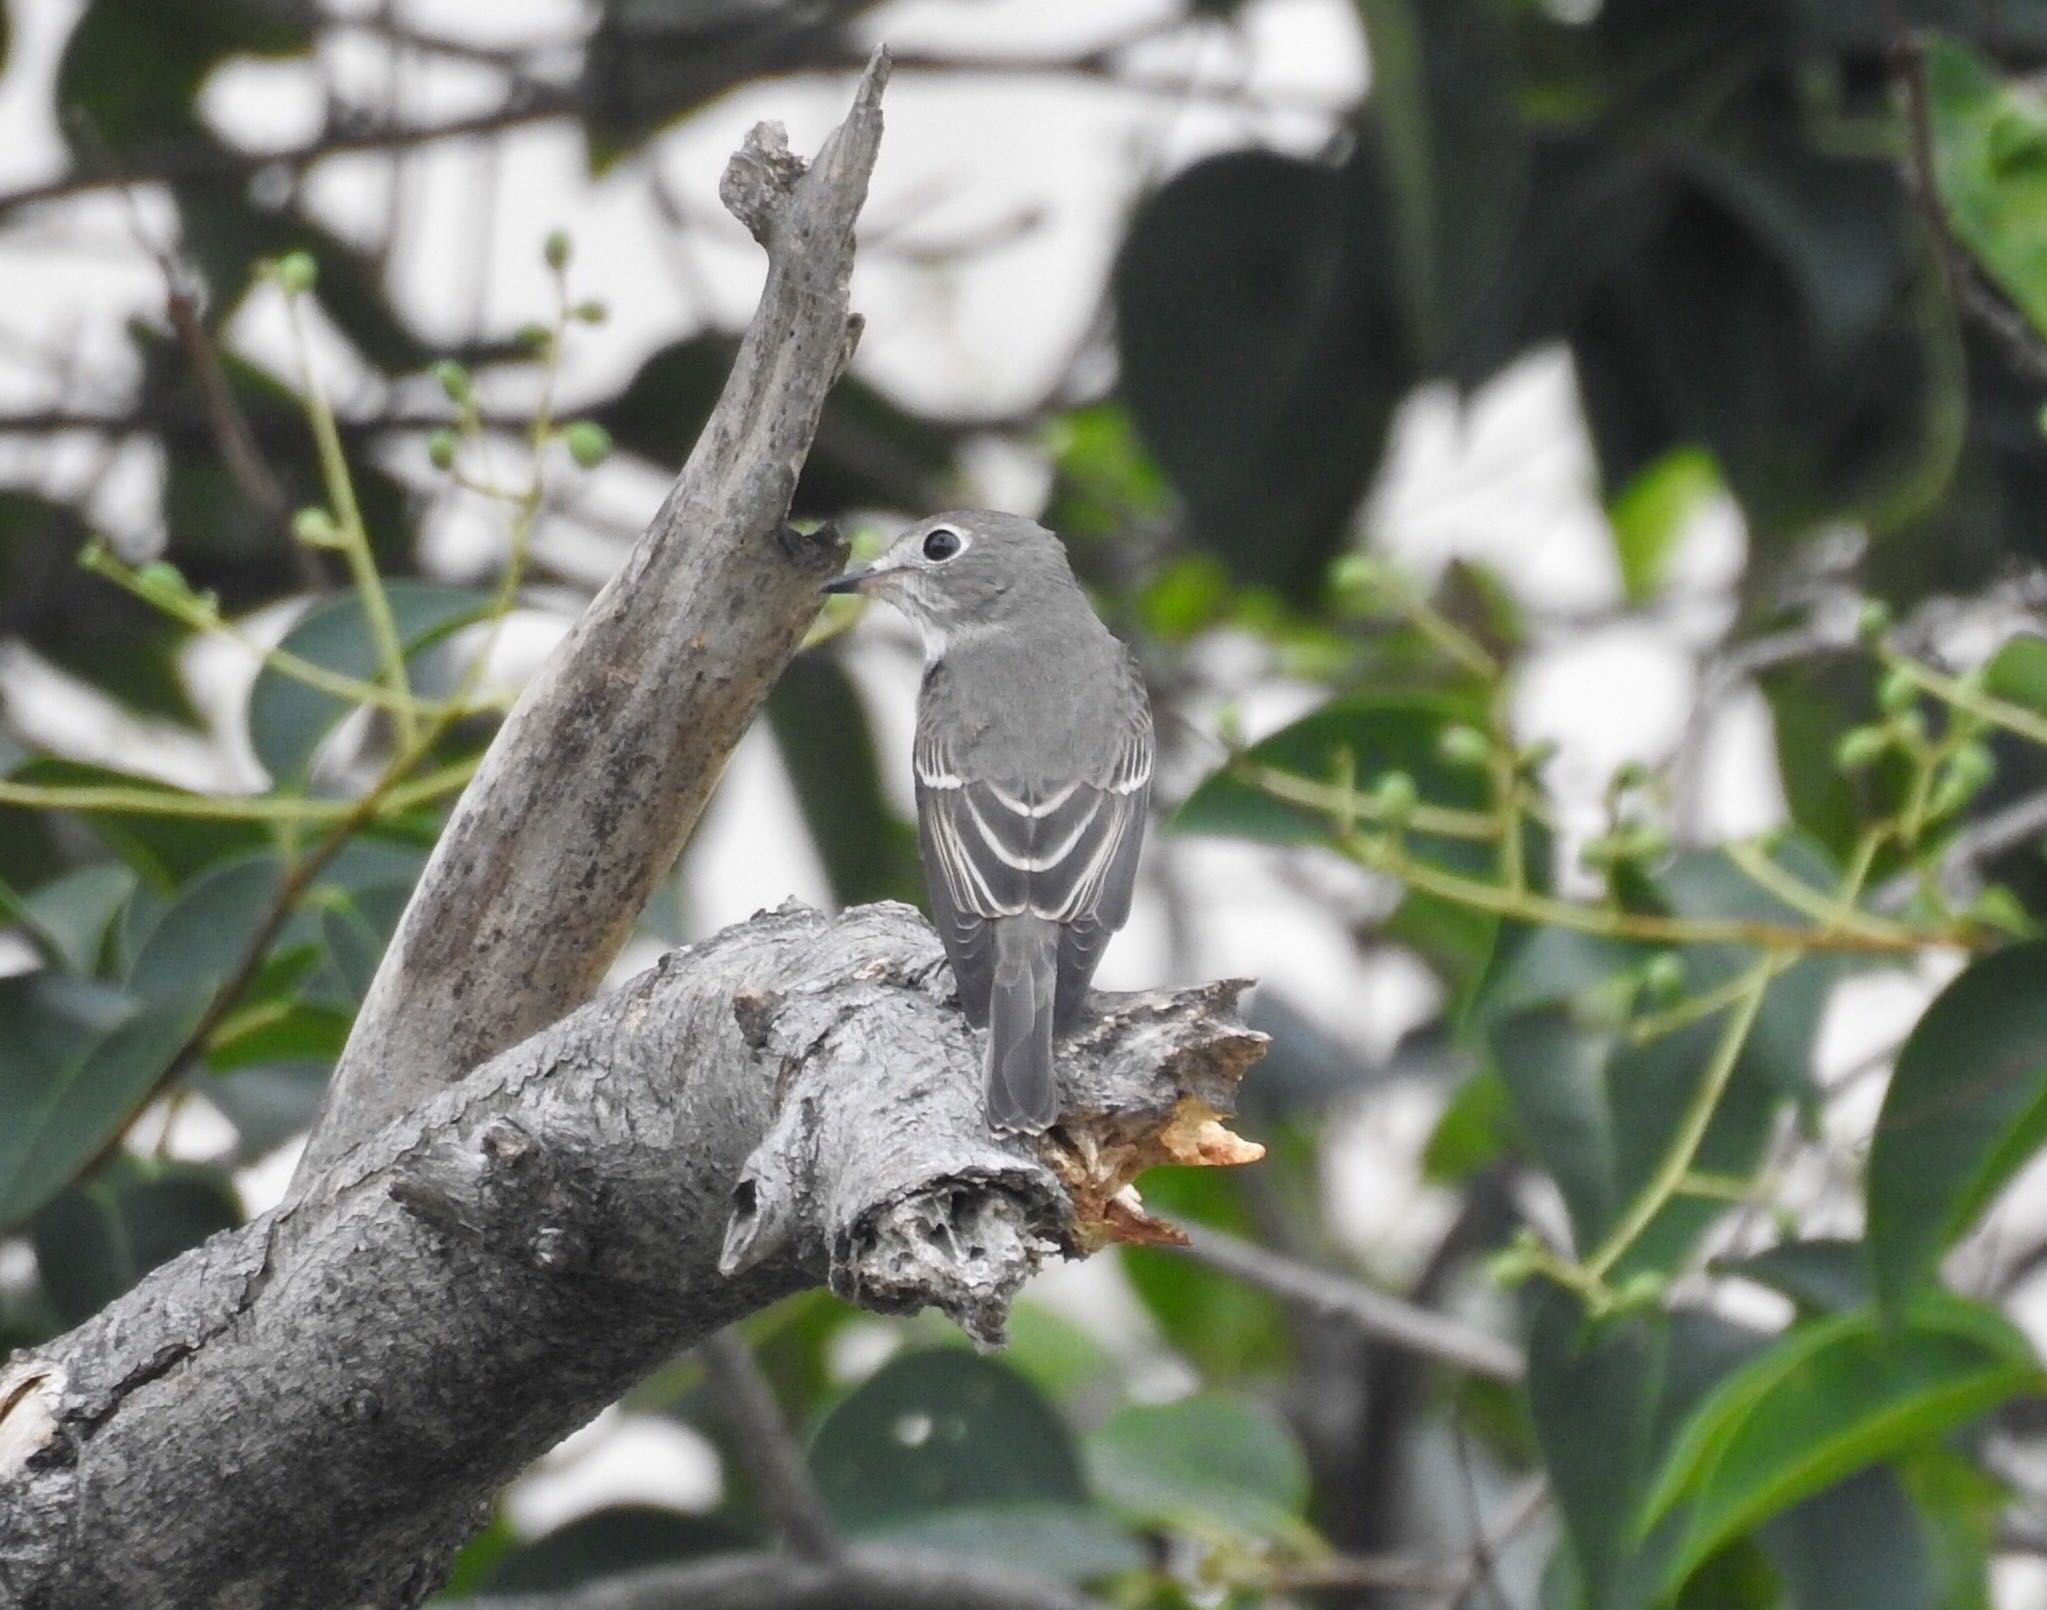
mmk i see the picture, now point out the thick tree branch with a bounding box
[298,52,888,1175]
[0,903,1263,1608]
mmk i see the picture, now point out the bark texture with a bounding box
[299,51,889,1174]
[0,904,1262,1609]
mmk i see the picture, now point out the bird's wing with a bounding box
[915,703,1152,1025]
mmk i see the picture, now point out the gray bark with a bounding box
[0,903,1262,1608]
[298,50,888,1176]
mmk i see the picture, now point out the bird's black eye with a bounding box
[921,527,962,562]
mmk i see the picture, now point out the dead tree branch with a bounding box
[0,903,1262,1607]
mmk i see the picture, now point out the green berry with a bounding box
[1878,667,1918,715]
[133,560,187,602]
[1949,741,1996,793]
[1856,598,1893,642]
[515,321,553,350]
[432,360,472,404]
[571,299,608,325]
[1372,770,1419,823]
[426,430,458,471]
[563,420,612,469]
[292,507,341,547]
[1834,725,1888,771]
[1641,951,1686,1002]
[1580,834,1619,872]
[1611,761,1649,794]
[543,229,572,271]
[1620,821,1671,862]
[275,251,318,294]
[1436,724,1491,768]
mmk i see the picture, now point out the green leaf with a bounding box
[479,1506,746,1593]
[1526,1292,1764,1610]
[30,1160,240,1324]
[1926,39,2047,345]
[1,756,270,887]
[1760,1467,1935,1610]
[768,654,919,908]
[125,854,282,1001]
[1085,1393,1311,1545]
[57,0,310,152]
[0,491,199,724]
[807,1350,1126,1584]
[1723,1238,1873,1316]
[1638,1296,2041,1596]
[247,583,488,783]
[1119,1166,1292,1376]
[15,863,137,975]
[1982,633,2047,716]
[1609,448,1720,604]
[0,979,208,1227]
[1867,940,2047,1308]
[1173,691,1489,871]
[853,1501,1144,1583]
[1113,149,1412,597]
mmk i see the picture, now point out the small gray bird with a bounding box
[821,511,1153,1133]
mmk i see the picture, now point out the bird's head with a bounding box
[821,510,1079,652]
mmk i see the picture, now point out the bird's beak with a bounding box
[820,564,880,595]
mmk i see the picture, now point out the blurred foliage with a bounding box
[6,2,2047,1607]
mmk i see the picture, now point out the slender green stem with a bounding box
[1488,690,1525,895]
[80,543,450,720]
[1347,831,1960,955]
[1240,763,1502,841]
[1881,647,2047,752]
[1627,955,1794,1044]
[287,295,419,750]
[1723,839,1914,946]
[1584,965,1772,1281]
[0,761,474,824]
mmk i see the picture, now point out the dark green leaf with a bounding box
[0,981,208,1227]
[247,583,488,783]
[1723,1239,1873,1316]
[768,653,919,907]
[15,863,137,974]
[1,756,270,887]
[1926,39,2047,345]
[810,1350,1087,1525]
[1120,1166,1291,1376]
[1982,634,2047,716]
[57,0,309,153]
[0,491,197,723]
[480,1506,746,1592]
[1867,940,2047,1308]
[1113,149,1412,597]
[1526,1291,1764,1610]
[1173,691,1489,873]
[1760,1466,1935,1610]
[30,1160,239,1324]
[1086,1393,1311,1544]
[125,854,282,1001]
[1638,1296,2041,1595]
[856,1501,1143,1583]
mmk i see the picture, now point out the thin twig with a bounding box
[1174,1223,1525,1384]
[701,1330,844,1564]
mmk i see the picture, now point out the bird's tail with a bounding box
[985,916,1060,1135]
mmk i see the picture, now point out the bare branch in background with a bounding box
[463,1547,1109,1610]
[701,1331,844,1563]
[1175,1223,1525,1384]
